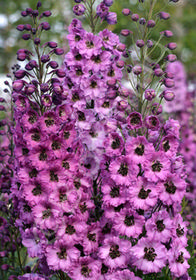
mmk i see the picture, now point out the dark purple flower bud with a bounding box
[131,14,139,21]
[163,30,173,38]
[145,115,160,130]
[154,68,164,77]
[122,8,131,16]
[106,12,117,25]
[14,70,26,79]
[34,38,40,45]
[1,264,9,271]
[127,65,132,73]
[41,54,50,63]
[120,29,130,36]
[166,42,177,50]
[74,0,82,2]
[41,94,52,107]
[127,111,143,130]
[117,100,128,111]
[136,39,145,48]
[31,79,39,87]
[56,69,66,77]
[32,28,36,34]
[54,48,64,55]
[16,24,25,31]
[117,43,126,52]
[43,10,52,17]
[96,3,109,19]
[32,10,39,17]
[26,8,33,14]
[116,60,125,68]
[41,22,51,30]
[25,84,36,95]
[0,98,6,103]
[53,83,63,94]
[0,105,6,111]
[40,83,49,92]
[8,276,18,280]
[145,88,156,101]
[170,0,179,2]
[73,4,86,16]
[22,34,31,40]
[122,50,130,58]
[152,103,162,115]
[161,89,175,101]
[147,20,155,28]
[37,1,42,8]
[164,78,175,88]
[133,65,142,75]
[13,80,24,92]
[159,12,170,20]
[147,40,153,48]
[48,41,58,48]
[104,0,113,7]
[25,63,33,71]
[139,17,146,25]
[166,54,177,62]
[29,60,38,68]
[24,24,32,31]
[47,61,58,69]
[21,11,28,17]
[4,80,9,85]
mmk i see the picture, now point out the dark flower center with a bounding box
[76,67,83,76]
[92,55,101,63]
[102,101,110,108]
[101,264,108,275]
[87,232,96,242]
[39,150,47,161]
[110,186,120,198]
[23,204,31,212]
[102,223,112,234]
[86,99,94,109]
[124,215,135,226]
[64,131,70,139]
[50,170,59,182]
[164,181,176,194]
[75,54,82,61]
[32,184,42,196]
[75,35,81,42]
[176,224,184,237]
[57,248,67,260]
[86,40,94,48]
[81,265,91,277]
[31,132,40,141]
[77,111,86,121]
[72,93,80,102]
[52,141,61,150]
[90,80,97,88]
[111,137,120,149]
[134,144,144,156]
[176,252,184,263]
[59,192,67,202]
[144,247,157,262]
[114,203,124,212]
[45,117,55,127]
[109,244,121,259]
[28,113,37,124]
[29,168,38,178]
[22,148,29,155]
[42,209,51,219]
[163,140,170,152]
[138,188,151,199]
[151,160,163,172]
[79,202,87,213]
[74,181,81,189]
[156,219,165,232]
[66,225,76,235]
[118,163,128,176]
[45,229,55,243]
[107,69,115,77]
[130,115,141,125]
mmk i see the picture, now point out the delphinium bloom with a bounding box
[9,0,191,279]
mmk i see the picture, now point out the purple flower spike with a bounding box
[22,34,31,40]
[131,14,139,21]
[161,89,175,101]
[154,68,164,77]
[133,65,142,75]
[43,11,52,17]
[41,55,50,63]
[167,54,177,62]
[166,42,177,50]
[54,48,64,55]
[164,78,175,88]
[21,11,28,17]
[120,29,130,36]
[14,70,26,79]
[48,41,58,48]
[159,12,170,20]
[40,83,49,93]
[34,38,41,45]
[136,39,145,48]
[139,17,146,25]
[17,24,25,31]
[56,69,66,77]
[106,12,117,24]
[104,0,113,7]
[13,80,24,92]
[40,22,51,30]
[47,61,59,69]
[127,111,143,130]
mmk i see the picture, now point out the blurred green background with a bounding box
[0,0,196,79]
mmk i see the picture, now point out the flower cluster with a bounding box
[7,0,192,279]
